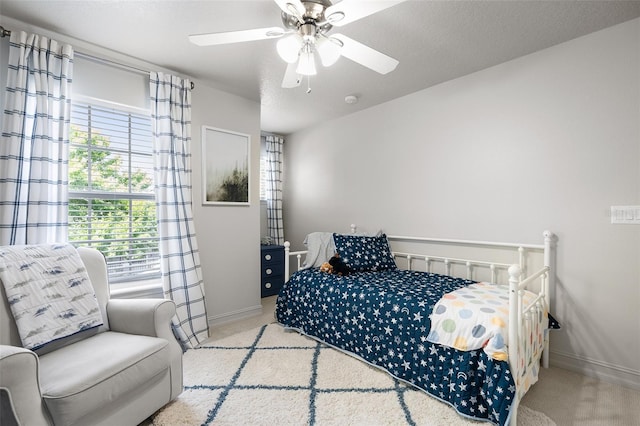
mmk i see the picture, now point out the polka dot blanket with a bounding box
[427,283,544,360]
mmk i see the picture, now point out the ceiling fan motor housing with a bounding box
[281,0,333,34]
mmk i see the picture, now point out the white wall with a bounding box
[0,16,262,328]
[284,18,640,389]
[191,86,262,324]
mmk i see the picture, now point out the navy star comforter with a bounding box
[275,268,517,426]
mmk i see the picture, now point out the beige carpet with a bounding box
[153,323,555,426]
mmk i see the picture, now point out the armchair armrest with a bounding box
[0,346,51,426]
[106,298,176,339]
[106,299,184,399]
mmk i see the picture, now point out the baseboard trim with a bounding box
[208,304,264,327]
[550,349,640,391]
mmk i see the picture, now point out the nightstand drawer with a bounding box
[261,249,284,268]
[261,275,284,298]
[262,265,282,279]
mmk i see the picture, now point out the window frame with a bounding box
[68,95,161,287]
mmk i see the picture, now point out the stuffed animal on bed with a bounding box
[319,261,333,274]
[328,254,351,276]
[319,254,351,276]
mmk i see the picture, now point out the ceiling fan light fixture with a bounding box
[317,36,342,67]
[296,47,317,76]
[277,34,301,63]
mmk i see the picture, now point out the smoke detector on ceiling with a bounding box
[345,95,358,104]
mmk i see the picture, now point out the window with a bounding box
[68,102,160,284]
[259,136,268,200]
[259,156,268,200]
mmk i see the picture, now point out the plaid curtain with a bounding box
[265,135,284,245]
[0,31,73,245]
[150,72,208,349]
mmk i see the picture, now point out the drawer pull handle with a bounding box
[265,254,272,261]
[265,282,272,289]
[266,268,272,275]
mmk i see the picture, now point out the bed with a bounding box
[275,227,555,426]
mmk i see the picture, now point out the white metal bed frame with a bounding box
[283,226,555,425]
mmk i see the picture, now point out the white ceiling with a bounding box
[1,0,639,135]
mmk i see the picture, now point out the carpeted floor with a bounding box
[153,323,556,426]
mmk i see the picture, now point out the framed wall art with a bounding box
[202,126,250,206]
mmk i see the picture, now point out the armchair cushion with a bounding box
[39,331,169,425]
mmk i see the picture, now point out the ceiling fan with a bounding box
[189,0,407,90]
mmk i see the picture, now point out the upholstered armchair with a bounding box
[0,246,182,426]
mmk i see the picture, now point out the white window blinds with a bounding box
[69,102,160,283]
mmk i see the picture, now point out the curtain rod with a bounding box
[0,25,195,90]
[261,131,285,138]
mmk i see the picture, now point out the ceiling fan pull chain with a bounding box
[306,75,312,94]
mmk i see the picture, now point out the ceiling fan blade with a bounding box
[189,27,286,46]
[331,34,399,75]
[273,0,306,21]
[282,62,302,88]
[325,0,407,27]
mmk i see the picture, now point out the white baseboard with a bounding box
[550,349,640,391]
[207,304,264,327]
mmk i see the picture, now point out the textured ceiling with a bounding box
[1,0,639,135]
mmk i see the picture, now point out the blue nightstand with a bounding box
[260,245,285,297]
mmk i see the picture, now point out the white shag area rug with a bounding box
[153,323,556,426]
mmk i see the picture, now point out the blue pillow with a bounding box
[333,233,397,272]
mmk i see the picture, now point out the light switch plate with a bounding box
[611,206,640,224]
